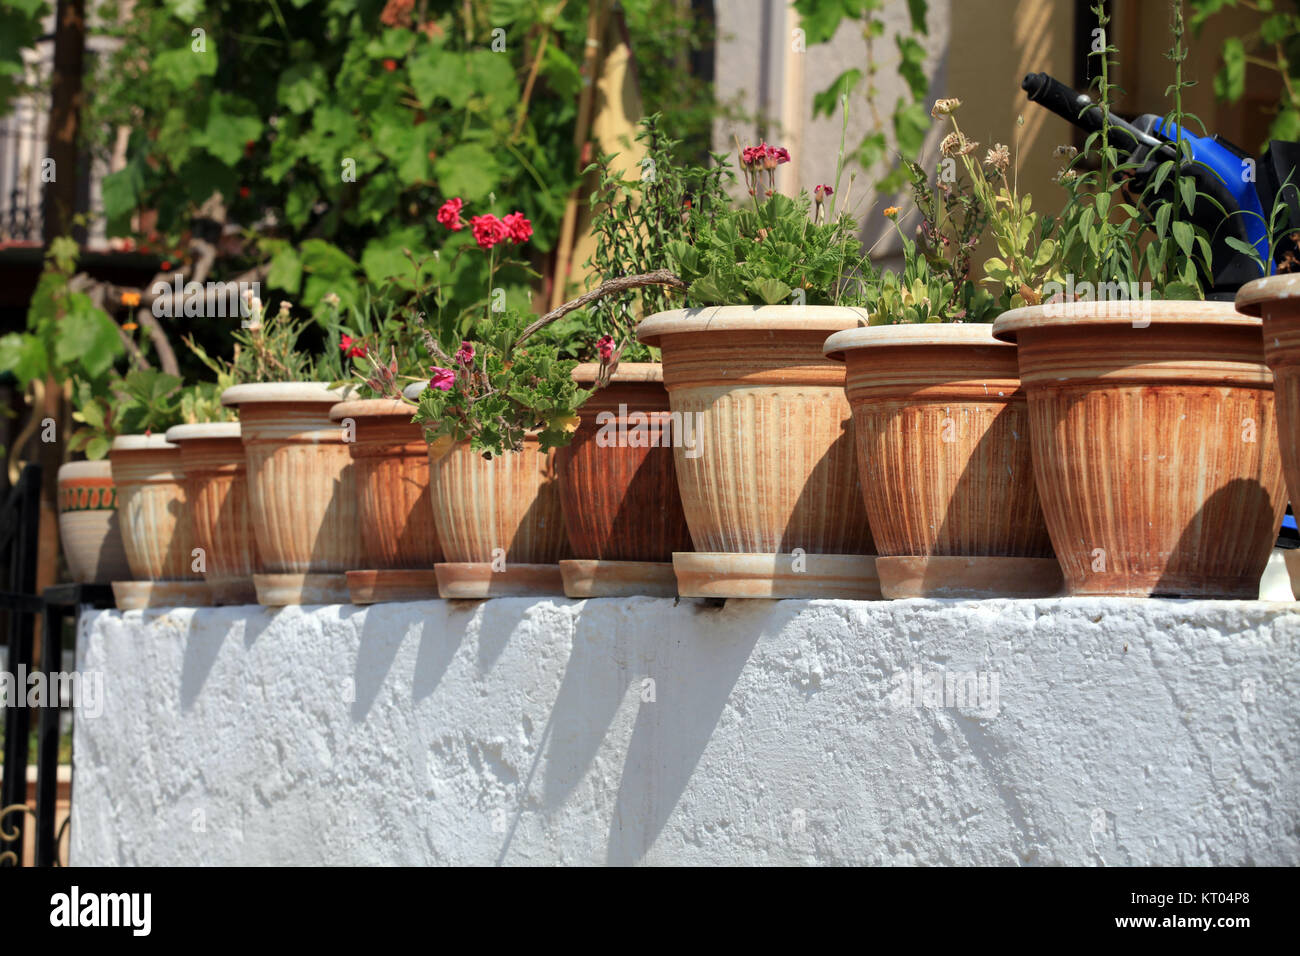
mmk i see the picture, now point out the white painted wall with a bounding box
[72,596,1300,865]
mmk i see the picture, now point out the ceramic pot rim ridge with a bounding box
[992,299,1252,342]
[823,322,1006,361]
[637,304,871,347]
[1235,273,1300,317]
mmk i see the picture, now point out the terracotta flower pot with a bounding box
[823,324,1061,598]
[221,382,362,605]
[426,435,569,599]
[1238,276,1300,570]
[636,306,879,598]
[992,300,1285,598]
[56,460,131,585]
[164,422,259,605]
[108,434,209,609]
[328,398,441,604]
[555,362,691,597]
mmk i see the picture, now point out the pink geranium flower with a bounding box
[455,341,474,365]
[596,334,614,361]
[429,366,456,390]
[470,214,508,250]
[436,198,464,231]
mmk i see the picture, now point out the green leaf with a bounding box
[197,96,263,165]
[56,297,123,378]
[152,46,217,91]
[409,50,468,108]
[1216,37,1245,102]
[812,69,861,118]
[277,62,327,114]
[434,143,500,201]
[748,277,793,305]
[267,244,303,294]
[892,99,930,159]
[1171,220,1195,257]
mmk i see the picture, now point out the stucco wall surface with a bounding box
[71,597,1300,866]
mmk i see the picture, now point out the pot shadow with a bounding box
[391,481,441,566]
[306,461,358,572]
[412,602,466,703]
[178,607,257,710]
[603,603,760,865]
[923,402,1056,562]
[351,603,418,721]
[536,600,638,811]
[1153,478,1283,597]
[782,421,871,553]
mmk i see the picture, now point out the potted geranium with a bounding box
[218,293,359,606]
[70,369,211,609]
[822,100,1061,599]
[360,188,688,599]
[990,1,1285,598]
[635,139,878,598]
[325,272,445,604]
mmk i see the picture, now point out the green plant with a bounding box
[1189,0,1300,147]
[582,113,731,358]
[797,0,932,193]
[67,368,190,459]
[660,143,867,307]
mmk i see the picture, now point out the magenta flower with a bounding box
[596,334,614,361]
[470,214,508,250]
[454,341,474,365]
[502,211,533,244]
[429,366,456,391]
[436,197,464,231]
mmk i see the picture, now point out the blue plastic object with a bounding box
[1152,117,1270,274]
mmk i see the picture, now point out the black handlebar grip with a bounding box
[1022,72,1099,129]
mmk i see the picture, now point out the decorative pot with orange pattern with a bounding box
[164,422,260,605]
[555,362,691,598]
[992,300,1285,598]
[329,397,441,604]
[56,460,131,585]
[823,323,1061,599]
[221,382,362,606]
[108,434,209,609]
[636,306,880,599]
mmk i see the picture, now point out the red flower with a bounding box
[244,140,256,157]
[239,186,250,199]
[339,334,367,358]
[383,58,398,72]
[741,142,791,169]
[429,366,455,391]
[454,341,474,365]
[596,334,614,361]
[502,211,532,244]
[160,260,171,271]
[436,197,464,231]
[470,214,508,250]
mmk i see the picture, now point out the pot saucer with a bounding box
[112,580,212,610]
[875,555,1063,600]
[672,552,880,599]
[346,569,439,604]
[559,559,677,598]
[254,572,350,606]
[433,563,565,599]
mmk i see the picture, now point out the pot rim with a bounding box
[164,421,241,443]
[1235,273,1300,317]
[823,322,1007,361]
[110,433,178,452]
[571,361,663,384]
[220,381,357,407]
[57,459,113,480]
[637,305,871,347]
[991,299,1251,342]
[328,398,416,421]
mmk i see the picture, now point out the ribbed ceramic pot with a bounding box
[56,460,131,585]
[1237,275,1300,558]
[329,398,441,604]
[555,363,691,597]
[823,323,1060,599]
[109,434,210,609]
[992,300,1285,598]
[221,382,362,605]
[164,422,259,605]
[637,306,879,599]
